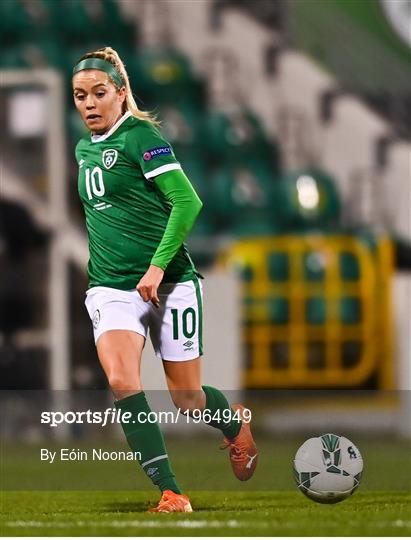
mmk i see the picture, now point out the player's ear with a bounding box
[118,86,126,104]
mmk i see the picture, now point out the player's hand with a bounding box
[136,265,164,308]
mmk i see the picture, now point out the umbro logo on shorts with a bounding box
[92,309,100,329]
[183,340,194,351]
[102,149,118,169]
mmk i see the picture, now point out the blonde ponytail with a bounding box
[77,46,160,126]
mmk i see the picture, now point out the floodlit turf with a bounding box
[1,436,410,535]
[2,436,411,491]
[1,490,410,536]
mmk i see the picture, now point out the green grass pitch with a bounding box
[2,490,411,536]
[1,436,410,536]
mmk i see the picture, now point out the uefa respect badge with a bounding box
[142,146,172,161]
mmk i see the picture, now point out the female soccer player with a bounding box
[72,46,258,512]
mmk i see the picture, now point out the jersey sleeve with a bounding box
[126,121,182,180]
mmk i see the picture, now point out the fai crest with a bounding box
[102,149,118,169]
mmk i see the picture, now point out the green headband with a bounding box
[72,58,123,87]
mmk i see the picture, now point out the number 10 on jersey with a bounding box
[85,166,105,199]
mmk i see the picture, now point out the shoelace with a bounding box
[220,437,249,462]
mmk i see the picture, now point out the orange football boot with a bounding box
[221,403,258,481]
[148,490,193,513]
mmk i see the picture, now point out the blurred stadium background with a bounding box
[1,0,410,488]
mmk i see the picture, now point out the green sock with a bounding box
[202,385,242,439]
[115,392,182,494]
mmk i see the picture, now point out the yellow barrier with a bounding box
[219,234,394,389]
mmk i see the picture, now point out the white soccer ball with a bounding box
[293,433,363,504]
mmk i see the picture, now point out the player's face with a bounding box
[72,69,126,134]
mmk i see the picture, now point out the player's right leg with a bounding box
[84,287,192,511]
[97,330,191,510]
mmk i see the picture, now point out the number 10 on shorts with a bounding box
[171,308,196,340]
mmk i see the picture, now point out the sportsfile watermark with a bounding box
[2,389,409,492]
[40,407,251,428]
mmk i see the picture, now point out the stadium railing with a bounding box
[218,233,394,389]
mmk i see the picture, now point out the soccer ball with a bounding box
[293,433,363,504]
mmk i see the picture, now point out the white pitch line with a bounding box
[5,519,411,530]
[5,519,267,529]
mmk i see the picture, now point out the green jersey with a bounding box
[76,111,197,290]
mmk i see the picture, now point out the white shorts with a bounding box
[84,279,203,361]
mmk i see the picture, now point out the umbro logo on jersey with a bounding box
[79,159,85,168]
[102,149,118,169]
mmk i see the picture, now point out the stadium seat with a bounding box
[269,298,289,324]
[304,251,326,281]
[0,1,32,43]
[202,106,280,172]
[159,103,204,166]
[44,0,135,44]
[272,169,342,231]
[340,251,360,280]
[0,40,64,70]
[0,47,29,68]
[267,252,289,281]
[210,161,278,236]
[306,297,326,325]
[128,48,206,108]
[340,297,361,324]
[180,157,218,268]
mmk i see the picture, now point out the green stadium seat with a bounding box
[267,252,289,281]
[0,47,29,68]
[340,297,361,324]
[210,161,278,236]
[340,252,360,281]
[128,48,205,108]
[307,342,326,369]
[0,41,63,70]
[240,266,255,284]
[306,297,326,325]
[44,0,135,43]
[159,103,204,166]
[341,342,362,368]
[179,156,209,201]
[0,1,32,43]
[202,107,280,172]
[269,298,289,324]
[272,169,342,231]
[30,39,65,69]
[180,156,217,241]
[304,251,326,281]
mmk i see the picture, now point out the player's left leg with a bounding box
[163,357,258,481]
[150,279,258,484]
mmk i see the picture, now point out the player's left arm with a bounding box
[136,169,202,306]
